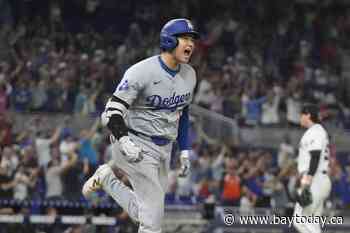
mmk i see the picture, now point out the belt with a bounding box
[128,128,172,146]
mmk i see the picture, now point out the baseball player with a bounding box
[82,18,199,233]
[293,104,332,233]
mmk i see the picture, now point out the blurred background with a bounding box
[0,0,350,232]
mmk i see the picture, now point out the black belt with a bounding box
[128,128,172,146]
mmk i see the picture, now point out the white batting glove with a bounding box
[119,136,144,163]
[179,150,191,177]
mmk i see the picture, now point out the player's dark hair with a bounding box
[301,104,320,123]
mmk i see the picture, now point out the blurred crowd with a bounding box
[0,0,350,232]
[0,0,349,127]
[0,114,136,233]
[0,112,349,215]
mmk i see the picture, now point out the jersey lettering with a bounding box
[146,92,191,109]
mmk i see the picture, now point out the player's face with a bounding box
[300,113,310,128]
[174,35,196,63]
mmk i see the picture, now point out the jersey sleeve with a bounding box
[113,66,146,105]
[189,65,197,100]
[177,106,190,151]
[176,66,196,150]
[305,130,323,152]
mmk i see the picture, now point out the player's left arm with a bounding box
[177,106,191,177]
[299,149,321,189]
[301,134,323,187]
[101,66,146,163]
[177,67,196,177]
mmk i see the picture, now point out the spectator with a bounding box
[332,163,350,208]
[261,90,281,126]
[59,130,78,162]
[11,81,32,112]
[45,151,63,199]
[13,164,38,200]
[74,85,99,116]
[60,150,83,200]
[30,80,48,111]
[0,79,11,114]
[0,146,18,177]
[194,75,214,108]
[0,113,12,148]
[0,148,17,200]
[220,157,241,206]
[77,118,100,167]
[286,91,302,127]
[263,169,289,210]
[35,123,62,168]
[240,186,257,214]
[210,145,226,195]
[238,152,270,207]
[242,92,267,126]
[277,135,295,169]
[45,147,81,200]
[14,145,39,198]
[210,86,224,113]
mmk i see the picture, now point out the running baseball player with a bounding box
[82,18,199,233]
[293,104,332,233]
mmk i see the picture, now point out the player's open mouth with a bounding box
[184,48,192,56]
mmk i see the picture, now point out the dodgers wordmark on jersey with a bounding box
[297,123,330,174]
[113,55,196,141]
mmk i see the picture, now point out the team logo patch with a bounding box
[186,20,193,30]
[118,80,129,91]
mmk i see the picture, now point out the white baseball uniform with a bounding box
[293,123,332,233]
[100,55,196,233]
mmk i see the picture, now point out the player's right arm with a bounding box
[101,66,146,163]
[102,65,146,138]
[101,96,129,140]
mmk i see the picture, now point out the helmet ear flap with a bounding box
[160,33,178,51]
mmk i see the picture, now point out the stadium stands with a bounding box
[1,0,350,232]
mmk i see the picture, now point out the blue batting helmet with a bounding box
[160,18,199,51]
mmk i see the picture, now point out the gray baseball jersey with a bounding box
[113,55,196,141]
[107,55,197,232]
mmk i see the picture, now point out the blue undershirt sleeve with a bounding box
[177,106,190,151]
